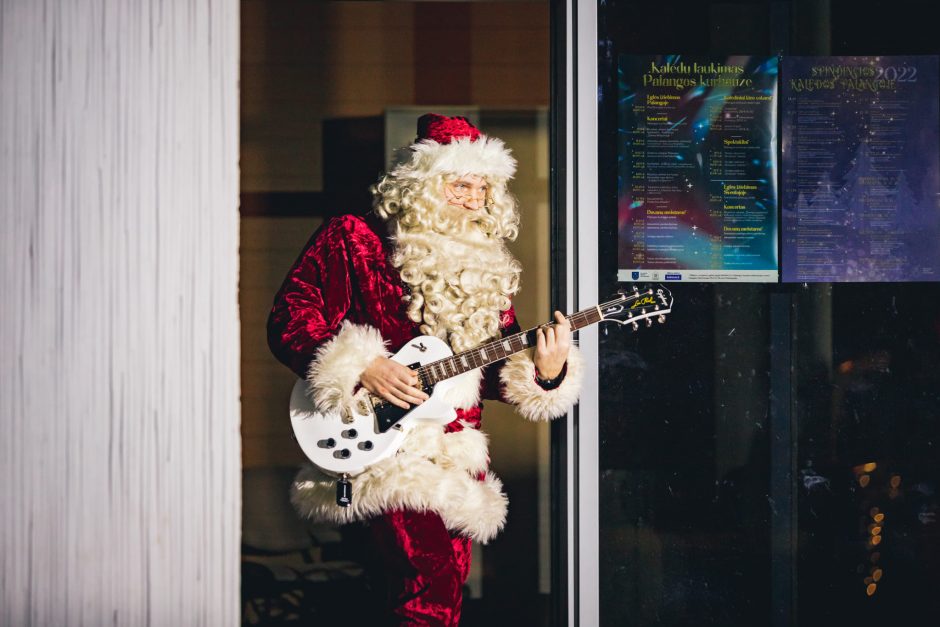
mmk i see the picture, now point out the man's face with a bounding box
[444,175,489,211]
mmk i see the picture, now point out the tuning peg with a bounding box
[632,285,640,293]
[645,318,653,327]
[657,315,666,324]
[631,321,639,331]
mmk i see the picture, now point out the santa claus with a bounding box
[267,113,583,625]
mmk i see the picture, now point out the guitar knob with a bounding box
[342,429,358,439]
[658,315,666,324]
[358,441,374,451]
[335,448,351,459]
[320,438,337,449]
[631,321,639,331]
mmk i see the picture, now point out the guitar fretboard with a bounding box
[416,295,622,387]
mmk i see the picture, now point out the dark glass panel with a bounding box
[595,2,940,626]
[794,283,940,625]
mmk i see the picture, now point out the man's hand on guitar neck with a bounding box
[361,357,429,410]
[534,311,571,380]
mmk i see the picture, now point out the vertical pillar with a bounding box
[0,1,241,624]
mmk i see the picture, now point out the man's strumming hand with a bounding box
[361,357,429,409]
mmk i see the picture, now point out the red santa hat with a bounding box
[390,113,517,181]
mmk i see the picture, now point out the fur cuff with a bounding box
[291,424,507,543]
[499,346,584,421]
[306,322,389,413]
[441,368,483,410]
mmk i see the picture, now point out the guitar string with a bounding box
[416,294,648,381]
[414,291,667,384]
[372,291,669,406]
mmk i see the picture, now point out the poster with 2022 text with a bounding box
[781,56,940,282]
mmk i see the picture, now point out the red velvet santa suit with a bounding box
[266,115,583,626]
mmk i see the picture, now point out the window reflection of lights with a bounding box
[873,513,885,523]
[872,568,883,582]
[859,475,871,487]
[867,583,877,596]
[870,535,883,546]
[870,506,880,517]
[862,462,877,472]
[870,525,882,536]
[890,475,902,488]
[870,552,881,563]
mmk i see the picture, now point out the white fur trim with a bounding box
[305,322,390,413]
[291,424,507,543]
[499,346,584,421]
[441,368,483,410]
[392,136,517,181]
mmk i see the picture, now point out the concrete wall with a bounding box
[0,1,241,623]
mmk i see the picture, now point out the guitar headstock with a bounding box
[598,285,673,331]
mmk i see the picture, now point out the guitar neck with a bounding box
[417,300,614,387]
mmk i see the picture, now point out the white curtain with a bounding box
[0,0,241,624]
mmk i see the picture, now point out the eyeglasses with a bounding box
[445,179,493,208]
[447,193,494,208]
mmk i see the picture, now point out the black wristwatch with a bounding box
[535,362,567,390]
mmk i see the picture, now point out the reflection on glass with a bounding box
[595,2,940,625]
[796,284,940,625]
[598,284,772,626]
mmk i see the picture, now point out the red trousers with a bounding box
[369,510,473,626]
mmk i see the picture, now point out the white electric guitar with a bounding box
[289,286,673,500]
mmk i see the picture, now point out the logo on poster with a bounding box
[631,271,640,280]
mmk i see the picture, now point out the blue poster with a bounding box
[782,56,940,282]
[617,55,779,283]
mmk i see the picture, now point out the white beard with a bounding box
[392,220,521,353]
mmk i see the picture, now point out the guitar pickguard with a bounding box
[372,362,428,433]
[373,401,408,433]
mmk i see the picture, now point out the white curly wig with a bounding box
[373,135,523,352]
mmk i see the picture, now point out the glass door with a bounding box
[564,1,940,625]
